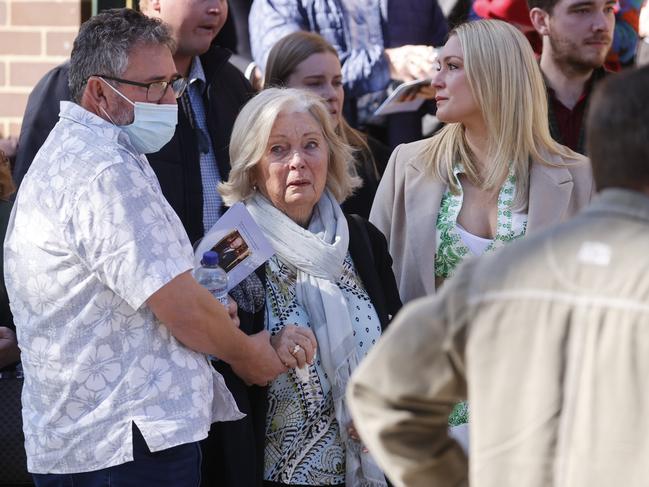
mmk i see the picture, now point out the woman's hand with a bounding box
[226,296,240,328]
[270,324,317,369]
[385,44,437,82]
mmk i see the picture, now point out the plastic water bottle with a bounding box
[195,251,229,306]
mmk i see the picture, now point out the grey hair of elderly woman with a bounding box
[219,87,362,206]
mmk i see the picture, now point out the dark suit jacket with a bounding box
[152,45,253,244]
[201,213,402,487]
[13,45,253,245]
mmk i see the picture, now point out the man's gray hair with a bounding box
[68,8,175,104]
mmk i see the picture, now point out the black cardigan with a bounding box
[201,214,402,487]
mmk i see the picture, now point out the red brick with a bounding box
[0,2,6,26]
[10,61,59,87]
[0,62,4,86]
[0,92,29,117]
[0,30,41,55]
[11,2,81,27]
[46,30,77,57]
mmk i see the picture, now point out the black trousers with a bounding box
[33,424,201,487]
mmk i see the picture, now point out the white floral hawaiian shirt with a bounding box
[4,101,242,474]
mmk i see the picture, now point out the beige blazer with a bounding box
[369,138,595,303]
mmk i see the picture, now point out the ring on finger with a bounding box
[291,344,303,356]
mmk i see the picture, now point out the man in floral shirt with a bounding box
[4,9,284,487]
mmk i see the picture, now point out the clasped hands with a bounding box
[270,324,317,370]
[226,295,317,370]
[226,296,316,386]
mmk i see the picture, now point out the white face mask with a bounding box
[99,77,178,154]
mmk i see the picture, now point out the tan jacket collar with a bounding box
[587,188,649,222]
[528,158,575,233]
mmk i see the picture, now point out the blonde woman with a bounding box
[370,19,594,305]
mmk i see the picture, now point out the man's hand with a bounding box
[0,326,20,369]
[148,272,286,386]
[230,330,287,386]
[226,296,240,328]
[385,45,437,82]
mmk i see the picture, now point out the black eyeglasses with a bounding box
[95,75,188,102]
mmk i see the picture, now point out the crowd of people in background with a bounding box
[1,0,649,486]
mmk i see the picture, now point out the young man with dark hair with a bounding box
[348,65,649,487]
[528,0,615,154]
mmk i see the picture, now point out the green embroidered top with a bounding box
[435,164,528,427]
[435,164,528,280]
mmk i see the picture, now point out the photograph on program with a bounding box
[210,230,251,273]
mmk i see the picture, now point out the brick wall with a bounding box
[0,0,89,138]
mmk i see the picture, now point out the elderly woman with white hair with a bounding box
[207,87,401,487]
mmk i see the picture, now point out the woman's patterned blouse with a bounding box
[263,253,382,485]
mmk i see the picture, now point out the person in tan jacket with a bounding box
[369,19,594,305]
[349,65,649,487]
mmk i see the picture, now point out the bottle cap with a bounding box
[201,250,219,266]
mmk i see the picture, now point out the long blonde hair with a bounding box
[423,19,576,209]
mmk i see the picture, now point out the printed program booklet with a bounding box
[373,78,434,116]
[193,202,275,291]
